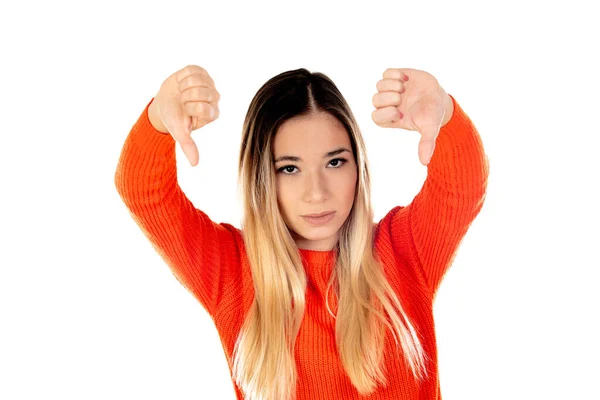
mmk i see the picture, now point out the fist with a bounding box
[371,68,450,166]
[149,65,221,166]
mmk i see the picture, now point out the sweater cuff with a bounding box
[435,94,478,154]
[426,94,489,195]
[128,98,176,157]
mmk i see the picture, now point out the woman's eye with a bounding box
[279,166,297,174]
[328,158,347,167]
[277,158,348,175]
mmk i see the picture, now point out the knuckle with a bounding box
[193,102,205,115]
[189,102,202,116]
[180,65,191,76]
[189,86,202,100]
[190,74,205,86]
[177,65,210,85]
[181,65,197,78]
[371,109,380,122]
[204,88,213,102]
[200,102,212,116]
[185,64,204,73]
[200,87,213,102]
[178,75,192,92]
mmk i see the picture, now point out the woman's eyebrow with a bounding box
[273,148,351,163]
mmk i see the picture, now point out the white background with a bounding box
[1,0,598,399]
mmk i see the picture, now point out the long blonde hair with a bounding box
[233,68,428,400]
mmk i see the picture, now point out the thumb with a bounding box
[169,119,199,166]
[177,132,200,167]
[164,101,199,166]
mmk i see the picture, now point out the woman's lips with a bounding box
[301,211,336,226]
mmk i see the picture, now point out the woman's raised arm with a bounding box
[114,66,241,317]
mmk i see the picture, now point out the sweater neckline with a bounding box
[298,248,336,265]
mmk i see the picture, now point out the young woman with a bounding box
[114,64,489,400]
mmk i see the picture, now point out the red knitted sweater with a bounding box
[114,94,488,399]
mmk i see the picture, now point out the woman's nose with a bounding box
[303,172,329,202]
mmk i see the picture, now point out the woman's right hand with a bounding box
[148,65,221,166]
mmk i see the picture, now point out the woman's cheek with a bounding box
[276,181,294,220]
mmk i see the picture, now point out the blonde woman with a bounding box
[114,64,489,399]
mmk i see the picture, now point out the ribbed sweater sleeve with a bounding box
[114,98,242,317]
[389,94,489,298]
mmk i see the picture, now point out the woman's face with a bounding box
[273,111,357,251]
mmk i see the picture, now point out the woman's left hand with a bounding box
[372,68,453,165]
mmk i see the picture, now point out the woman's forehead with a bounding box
[273,113,350,158]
